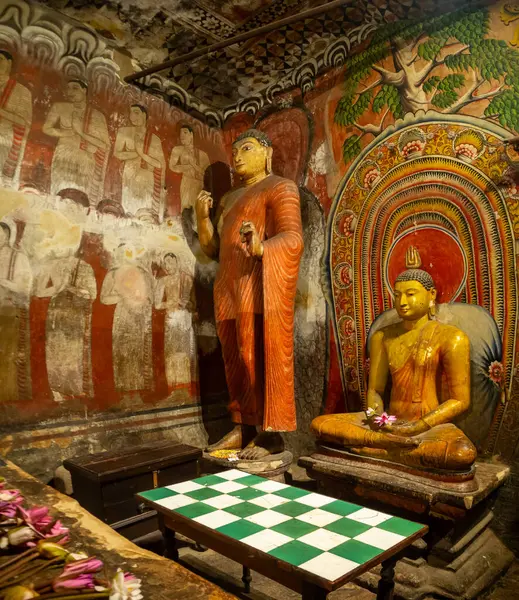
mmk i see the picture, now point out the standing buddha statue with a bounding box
[196,129,304,460]
[311,246,477,472]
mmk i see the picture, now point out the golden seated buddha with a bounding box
[312,247,478,473]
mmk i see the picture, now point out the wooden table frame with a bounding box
[147,503,428,600]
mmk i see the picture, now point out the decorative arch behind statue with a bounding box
[326,112,517,454]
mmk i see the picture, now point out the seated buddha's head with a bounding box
[394,246,437,321]
[232,129,273,181]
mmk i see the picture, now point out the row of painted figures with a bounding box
[0,50,210,219]
[0,224,197,402]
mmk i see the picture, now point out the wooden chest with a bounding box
[64,441,201,540]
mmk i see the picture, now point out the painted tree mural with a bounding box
[336,7,519,162]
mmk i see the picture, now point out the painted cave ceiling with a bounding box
[47,0,464,116]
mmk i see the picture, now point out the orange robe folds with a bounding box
[214,175,303,432]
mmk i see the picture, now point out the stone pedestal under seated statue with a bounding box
[202,450,292,483]
[299,451,512,600]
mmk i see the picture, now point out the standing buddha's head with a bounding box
[394,246,437,321]
[232,129,273,180]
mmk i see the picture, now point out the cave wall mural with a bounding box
[0,0,229,479]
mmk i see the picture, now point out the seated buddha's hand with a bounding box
[383,432,422,447]
[384,420,422,436]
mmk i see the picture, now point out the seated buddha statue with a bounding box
[311,246,478,473]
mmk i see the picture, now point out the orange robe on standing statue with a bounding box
[196,129,303,459]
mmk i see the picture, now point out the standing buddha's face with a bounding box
[394,280,436,321]
[232,137,268,179]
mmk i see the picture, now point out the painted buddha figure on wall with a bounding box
[312,246,479,473]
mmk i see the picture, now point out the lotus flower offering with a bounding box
[0,477,141,600]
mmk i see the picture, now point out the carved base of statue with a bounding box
[315,443,477,485]
[299,452,513,600]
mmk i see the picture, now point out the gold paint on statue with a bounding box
[312,246,477,472]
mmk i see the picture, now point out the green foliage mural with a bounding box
[335,7,519,162]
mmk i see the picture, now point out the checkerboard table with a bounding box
[137,469,428,600]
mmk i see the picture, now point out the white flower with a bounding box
[109,569,143,600]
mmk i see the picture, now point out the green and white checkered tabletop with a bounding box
[138,469,425,582]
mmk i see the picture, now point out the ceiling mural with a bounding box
[44,0,470,118]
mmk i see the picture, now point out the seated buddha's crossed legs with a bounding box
[311,413,477,472]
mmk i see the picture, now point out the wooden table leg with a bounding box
[158,515,179,561]
[301,582,327,600]
[377,556,397,600]
[242,566,252,593]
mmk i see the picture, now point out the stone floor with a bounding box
[137,530,518,600]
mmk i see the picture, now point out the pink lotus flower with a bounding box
[48,520,69,542]
[27,519,69,547]
[0,489,22,503]
[0,505,17,519]
[373,412,397,427]
[18,506,50,528]
[53,574,95,591]
[58,557,103,579]
[0,497,24,519]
